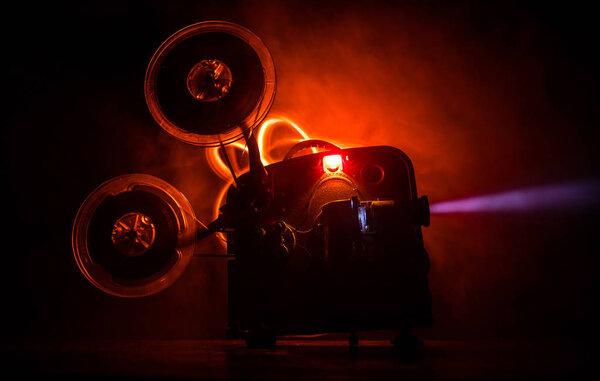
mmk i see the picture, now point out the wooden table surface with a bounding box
[1,338,594,380]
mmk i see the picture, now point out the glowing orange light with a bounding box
[206,142,248,182]
[206,116,313,182]
[206,116,348,248]
[323,154,343,173]
[258,116,314,165]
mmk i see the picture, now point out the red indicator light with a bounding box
[323,154,343,173]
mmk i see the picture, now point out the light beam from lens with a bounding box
[430,180,600,214]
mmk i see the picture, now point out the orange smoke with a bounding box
[138,2,595,340]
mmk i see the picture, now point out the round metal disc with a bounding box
[145,21,276,147]
[72,174,196,297]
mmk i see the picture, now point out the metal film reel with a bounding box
[145,21,276,147]
[72,174,196,297]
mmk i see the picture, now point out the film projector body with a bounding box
[72,21,433,348]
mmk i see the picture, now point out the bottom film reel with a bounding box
[72,174,196,297]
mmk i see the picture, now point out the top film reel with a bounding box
[145,21,277,147]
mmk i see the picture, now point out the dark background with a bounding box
[4,0,599,346]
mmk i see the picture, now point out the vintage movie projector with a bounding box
[72,21,433,348]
